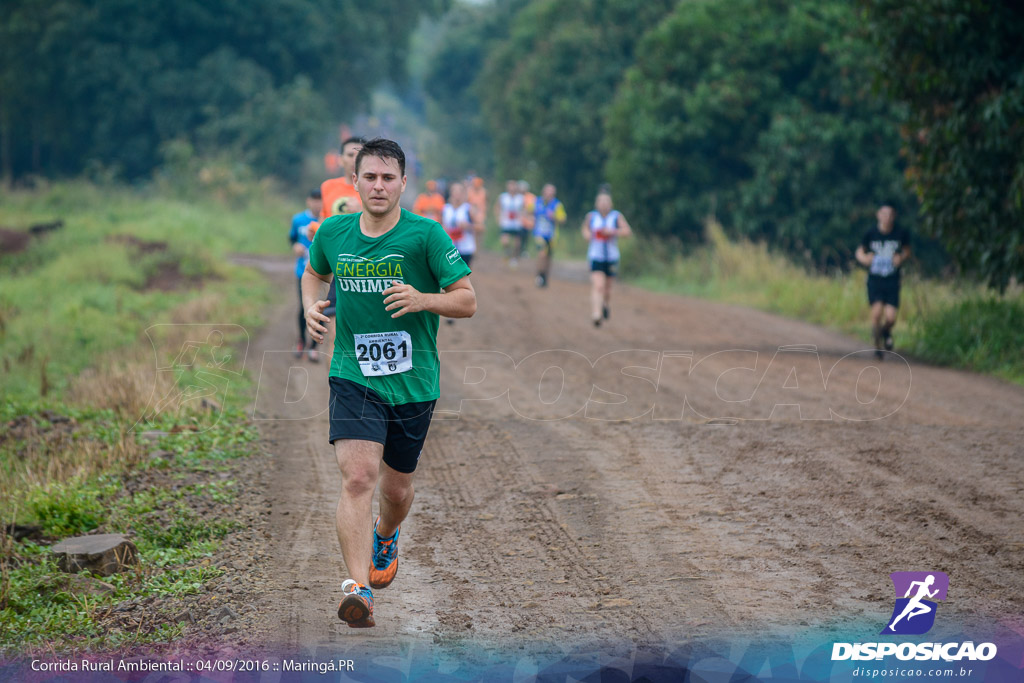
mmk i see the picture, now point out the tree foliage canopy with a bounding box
[605,0,916,269]
[419,1,529,179]
[0,0,442,182]
[862,0,1024,290]
[424,0,924,272]
[475,0,675,210]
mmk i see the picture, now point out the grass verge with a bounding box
[0,404,259,655]
[0,179,288,654]
[0,180,289,400]
[619,221,1024,385]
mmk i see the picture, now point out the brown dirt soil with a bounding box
[104,235,206,292]
[240,251,1024,659]
[0,228,31,255]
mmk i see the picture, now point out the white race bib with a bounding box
[353,331,412,376]
[871,255,894,277]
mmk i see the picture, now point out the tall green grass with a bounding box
[904,296,1024,382]
[0,180,294,400]
[619,221,1024,385]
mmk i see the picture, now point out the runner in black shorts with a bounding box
[328,377,435,473]
[303,138,476,628]
[855,205,911,359]
[582,190,633,327]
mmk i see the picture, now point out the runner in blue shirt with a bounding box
[532,183,566,288]
[289,189,322,361]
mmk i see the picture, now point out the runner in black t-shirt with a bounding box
[855,205,911,359]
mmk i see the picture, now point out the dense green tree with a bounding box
[862,0,1024,290]
[734,5,916,268]
[418,2,530,179]
[0,0,442,182]
[606,0,914,265]
[477,0,676,211]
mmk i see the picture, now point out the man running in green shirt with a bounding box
[302,138,476,628]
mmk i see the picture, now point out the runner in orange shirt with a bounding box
[518,180,536,260]
[412,180,445,223]
[311,136,364,361]
[467,176,487,233]
[320,136,366,221]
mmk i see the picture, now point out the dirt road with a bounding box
[244,251,1024,661]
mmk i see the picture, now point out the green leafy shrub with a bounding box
[25,479,116,538]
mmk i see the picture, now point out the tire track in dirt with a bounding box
[417,418,653,644]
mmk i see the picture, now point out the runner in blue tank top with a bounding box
[532,183,566,288]
[581,191,633,327]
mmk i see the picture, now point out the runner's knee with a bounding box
[340,463,378,497]
[380,478,413,505]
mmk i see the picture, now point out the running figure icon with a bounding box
[888,574,939,631]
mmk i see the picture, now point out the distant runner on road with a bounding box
[855,205,910,359]
[316,137,366,348]
[442,182,480,327]
[302,138,476,629]
[518,180,536,260]
[320,137,366,221]
[533,183,565,288]
[413,180,445,223]
[288,188,323,361]
[582,190,632,327]
[467,176,487,234]
[496,179,524,267]
[443,182,479,270]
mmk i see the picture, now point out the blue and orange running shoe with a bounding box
[338,579,374,628]
[369,517,400,589]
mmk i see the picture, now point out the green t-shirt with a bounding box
[308,209,472,405]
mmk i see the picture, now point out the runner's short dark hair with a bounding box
[340,136,366,153]
[309,188,322,199]
[355,138,406,177]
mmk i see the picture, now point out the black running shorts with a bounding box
[328,377,436,473]
[867,276,900,308]
[589,259,618,277]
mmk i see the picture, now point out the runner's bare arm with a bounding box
[617,215,634,238]
[581,216,592,241]
[301,264,332,343]
[461,214,481,235]
[382,277,476,320]
[855,245,874,267]
[893,244,911,268]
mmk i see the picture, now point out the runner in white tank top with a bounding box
[442,182,480,326]
[495,179,525,266]
[443,182,478,268]
[581,191,633,327]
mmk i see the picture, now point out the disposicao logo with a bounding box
[882,571,948,635]
[831,570,998,662]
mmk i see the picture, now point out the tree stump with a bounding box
[51,534,138,576]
